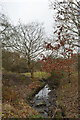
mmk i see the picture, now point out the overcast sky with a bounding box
[0,0,55,36]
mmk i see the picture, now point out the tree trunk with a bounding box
[27,56,34,78]
[27,56,31,72]
[31,70,34,78]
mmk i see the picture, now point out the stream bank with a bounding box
[2,72,46,118]
[2,72,68,118]
[28,76,67,118]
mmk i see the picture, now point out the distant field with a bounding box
[23,71,50,79]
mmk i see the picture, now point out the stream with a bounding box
[30,84,57,118]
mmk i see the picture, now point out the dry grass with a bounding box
[2,72,45,118]
[56,71,78,118]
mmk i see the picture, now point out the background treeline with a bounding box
[2,50,42,73]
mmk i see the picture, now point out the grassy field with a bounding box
[23,71,50,79]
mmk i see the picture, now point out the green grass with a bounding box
[24,71,50,79]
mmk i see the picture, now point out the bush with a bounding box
[48,71,63,89]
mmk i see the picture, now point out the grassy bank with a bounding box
[56,70,78,118]
[2,71,49,118]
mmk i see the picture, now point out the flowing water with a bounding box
[30,84,57,118]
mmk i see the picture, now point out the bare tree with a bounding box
[2,21,45,77]
[0,13,45,78]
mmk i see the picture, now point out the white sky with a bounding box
[0,0,55,36]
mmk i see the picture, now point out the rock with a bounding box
[35,102,46,107]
